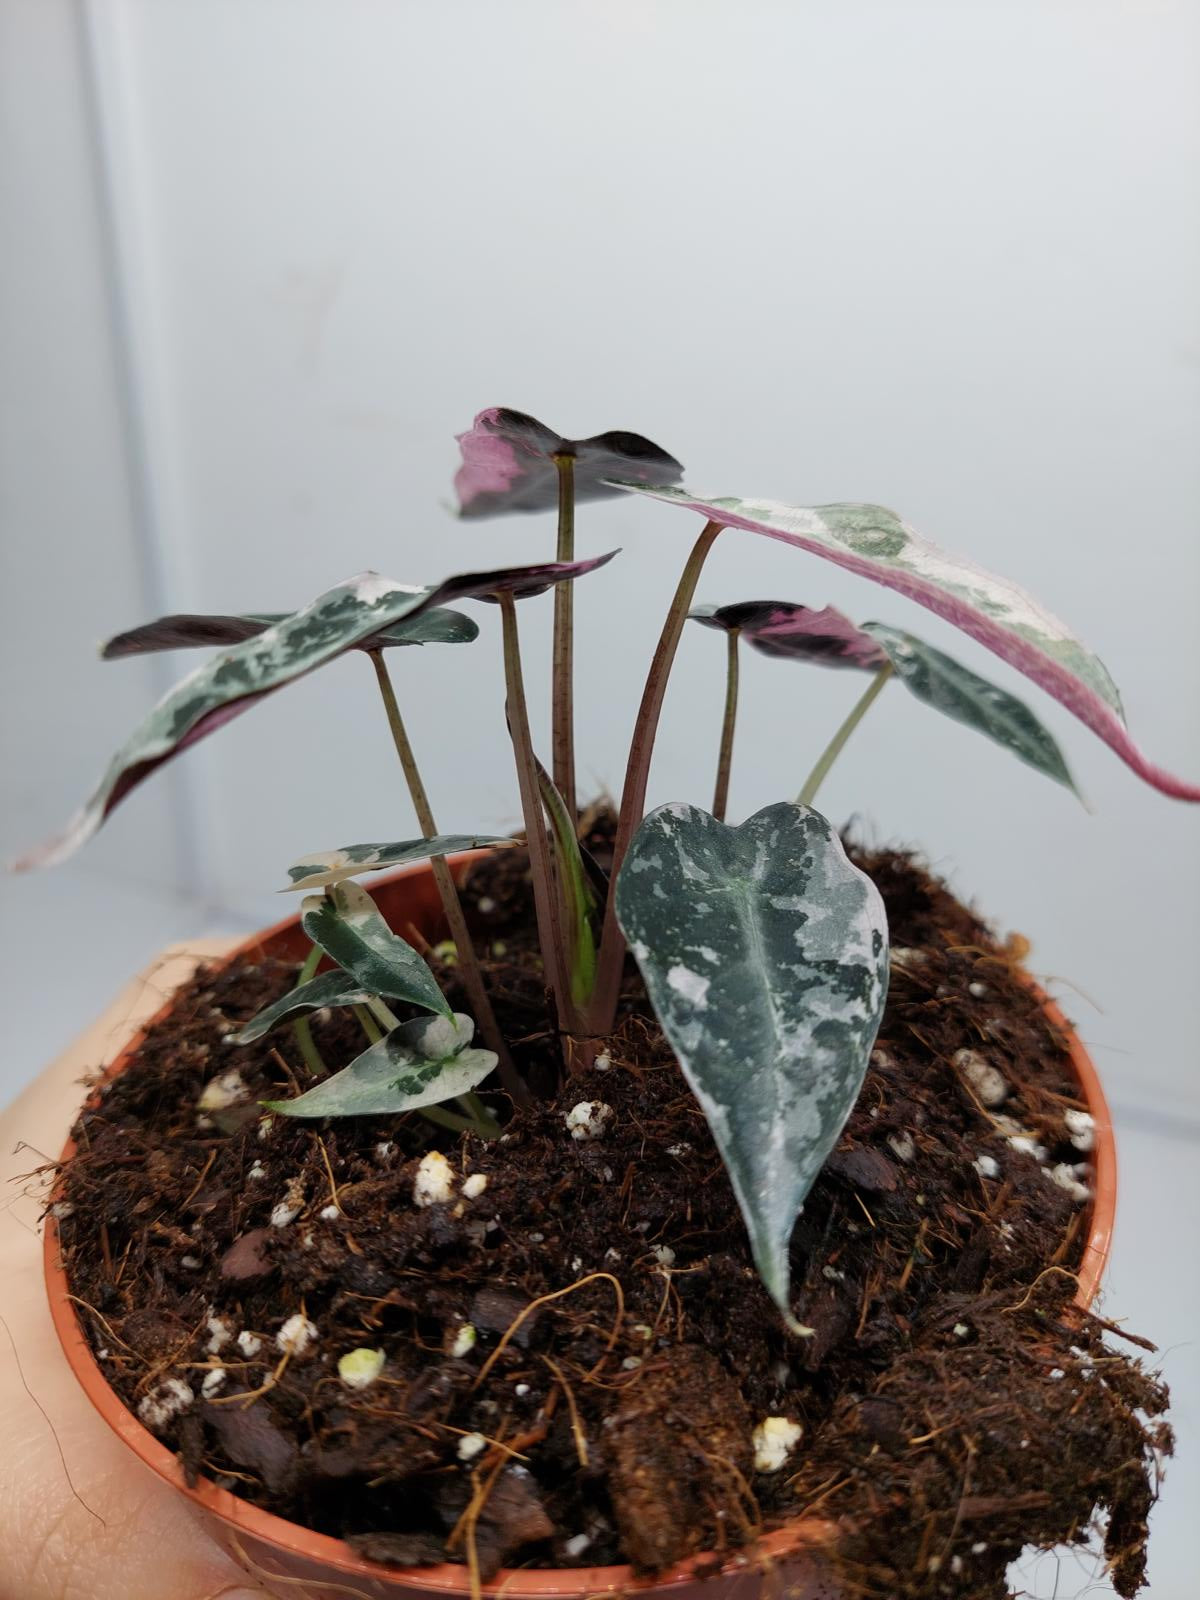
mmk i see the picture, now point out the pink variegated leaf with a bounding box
[690,601,887,670]
[15,552,617,871]
[455,407,682,517]
[619,483,1200,802]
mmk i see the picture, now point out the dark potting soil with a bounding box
[54,832,1171,1598]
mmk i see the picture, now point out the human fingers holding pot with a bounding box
[0,945,279,1600]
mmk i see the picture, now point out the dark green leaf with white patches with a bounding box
[861,623,1079,796]
[615,801,888,1325]
[301,881,450,1018]
[100,607,480,659]
[263,1012,497,1119]
[284,834,514,892]
[18,552,615,871]
[232,969,372,1044]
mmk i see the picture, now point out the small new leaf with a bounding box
[284,834,514,892]
[615,802,888,1326]
[232,970,371,1044]
[455,407,682,517]
[264,1012,497,1119]
[691,601,887,670]
[862,623,1080,797]
[301,882,450,1018]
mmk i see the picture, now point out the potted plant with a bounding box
[21,407,1189,1598]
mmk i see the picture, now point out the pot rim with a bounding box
[43,852,1116,1597]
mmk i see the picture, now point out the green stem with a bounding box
[797,663,893,808]
[589,521,724,1033]
[292,943,328,1077]
[552,454,577,823]
[420,1102,496,1137]
[498,592,579,1056]
[712,627,740,823]
[456,1090,500,1135]
[366,996,400,1033]
[354,1003,384,1044]
[367,651,528,1106]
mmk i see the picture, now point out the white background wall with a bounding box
[1,4,1198,1591]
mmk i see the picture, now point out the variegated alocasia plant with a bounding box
[17,405,1198,1325]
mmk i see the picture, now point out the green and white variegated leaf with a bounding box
[284,834,513,892]
[16,552,616,871]
[611,482,1200,802]
[615,801,888,1326]
[231,969,373,1044]
[264,1012,497,1119]
[861,623,1080,797]
[301,881,450,1018]
[101,606,480,659]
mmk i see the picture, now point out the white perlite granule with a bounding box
[137,1378,194,1431]
[565,1102,613,1141]
[197,1068,249,1113]
[414,1151,456,1207]
[953,1049,1008,1107]
[276,1314,318,1357]
[270,1175,306,1228]
[1064,1108,1095,1152]
[752,1417,803,1473]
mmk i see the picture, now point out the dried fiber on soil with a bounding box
[54,836,1169,1593]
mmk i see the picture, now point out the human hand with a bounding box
[0,941,282,1600]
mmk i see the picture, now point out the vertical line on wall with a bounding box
[72,0,212,903]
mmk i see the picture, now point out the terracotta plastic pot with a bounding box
[44,854,1116,1600]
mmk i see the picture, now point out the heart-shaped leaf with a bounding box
[263,1011,497,1119]
[455,407,682,517]
[615,483,1200,802]
[862,623,1079,796]
[233,969,373,1044]
[691,601,887,669]
[301,881,450,1018]
[101,606,480,659]
[16,551,617,871]
[284,834,514,893]
[615,801,888,1323]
